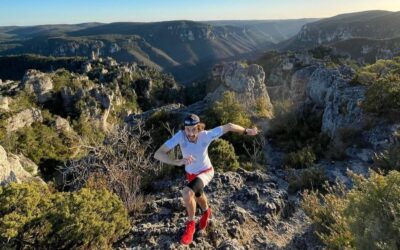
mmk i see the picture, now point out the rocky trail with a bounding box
[119,167,322,249]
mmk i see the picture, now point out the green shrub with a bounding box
[255,97,273,118]
[362,74,400,118]
[8,91,37,112]
[52,69,93,92]
[372,142,400,172]
[353,59,400,85]
[302,170,400,250]
[346,170,400,250]
[1,122,77,165]
[205,91,251,128]
[302,181,352,249]
[72,115,105,146]
[205,91,259,163]
[268,105,329,155]
[283,146,316,169]
[209,139,240,172]
[145,110,181,149]
[0,182,130,249]
[288,166,328,193]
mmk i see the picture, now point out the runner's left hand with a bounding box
[246,127,259,136]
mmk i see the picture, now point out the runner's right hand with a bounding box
[177,155,196,166]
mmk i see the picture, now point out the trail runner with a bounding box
[154,114,259,245]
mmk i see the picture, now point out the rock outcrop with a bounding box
[0,145,42,185]
[305,66,367,139]
[20,69,54,103]
[55,115,72,132]
[207,62,274,118]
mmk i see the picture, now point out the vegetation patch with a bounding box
[302,170,400,249]
[0,181,130,249]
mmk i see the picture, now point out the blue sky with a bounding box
[1,0,400,26]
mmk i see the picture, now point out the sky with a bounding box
[1,0,400,26]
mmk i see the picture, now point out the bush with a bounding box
[205,91,251,128]
[0,181,130,249]
[283,146,316,169]
[268,104,329,155]
[209,139,240,172]
[61,123,157,213]
[372,142,400,172]
[144,110,182,149]
[353,59,400,85]
[205,91,261,164]
[1,122,77,165]
[362,74,400,118]
[52,69,93,92]
[302,182,352,249]
[288,166,328,193]
[72,115,105,146]
[302,170,400,249]
[255,97,273,118]
[8,91,37,112]
[346,170,400,249]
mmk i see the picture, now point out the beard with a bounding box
[187,135,197,142]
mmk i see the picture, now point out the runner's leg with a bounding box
[182,187,196,221]
[195,193,208,211]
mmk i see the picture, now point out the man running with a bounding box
[154,114,259,245]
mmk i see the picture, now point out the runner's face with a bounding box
[184,125,199,142]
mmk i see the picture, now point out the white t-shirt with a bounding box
[164,126,224,174]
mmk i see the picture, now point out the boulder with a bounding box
[20,69,54,103]
[5,108,43,132]
[0,145,42,185]
[55,115,72,132]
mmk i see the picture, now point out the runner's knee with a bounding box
[187,177,204,198]
[182,187,194,201]
[195,189,203,197]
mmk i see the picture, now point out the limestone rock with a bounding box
[82,62,92,73]
[20,69,54,103]
[0,96,9,111]
[55,115,72,132]
[15,153,39,176]
[5,108,43,132]
[0,145,42,185]
[207,62,273,118]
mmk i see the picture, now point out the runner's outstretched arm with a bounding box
[221,123,259,136]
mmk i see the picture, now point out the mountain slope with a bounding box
[280,10,400,50]
[0,20,309,83]
[205,19,318,44]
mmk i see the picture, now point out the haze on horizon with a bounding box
[1,0,400,26]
